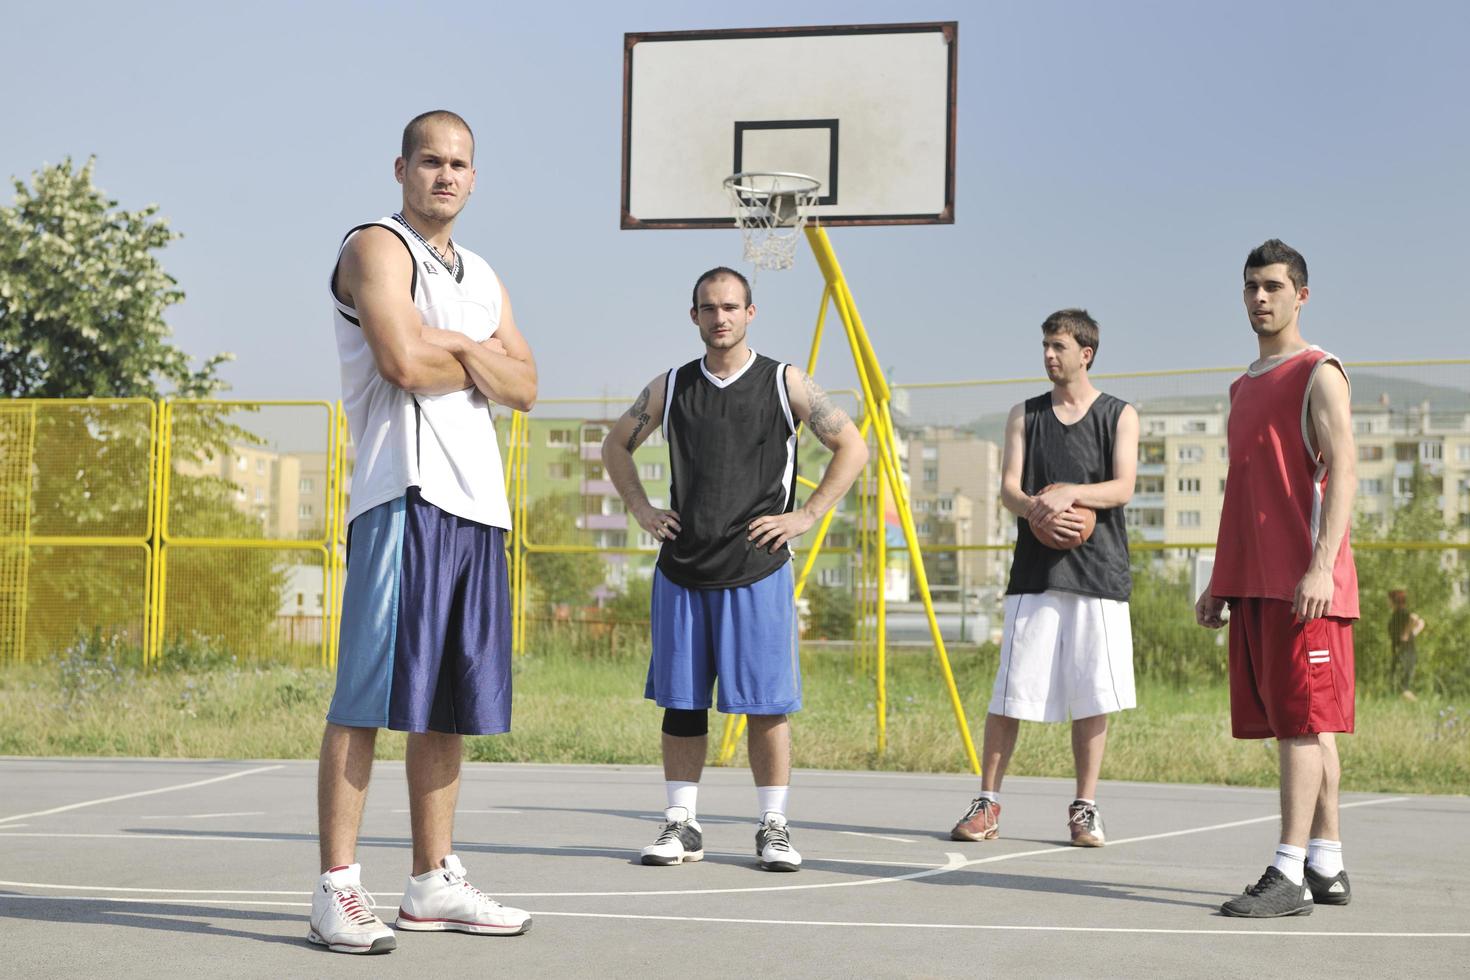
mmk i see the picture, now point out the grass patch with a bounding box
[2,644,1465,795]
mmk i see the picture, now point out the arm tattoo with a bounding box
[625,386,652,451]
[802,374,851,445]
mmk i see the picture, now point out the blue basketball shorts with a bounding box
[645,563,801,715]
[327,486,512,735]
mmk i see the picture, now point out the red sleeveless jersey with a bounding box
[1212,346,1359,619]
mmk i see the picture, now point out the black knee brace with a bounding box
[661,708,709,737]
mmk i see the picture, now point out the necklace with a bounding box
[391,212,462,278]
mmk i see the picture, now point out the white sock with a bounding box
[1308,838,1344,876]
[977,789,998,804]
[756,785,788,822]
[665,781,698,821]
[1073,797,1095,806]
[1273,843,1307,885]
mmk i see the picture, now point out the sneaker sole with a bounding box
[395,910,532,935]
[1218,903,1314,918]
[1309,891,1350,906]
[306,929,397,954]
[640,849,704,866]
[950,827,999,841]
[1070,835,1105,847]
[758,859,801,872]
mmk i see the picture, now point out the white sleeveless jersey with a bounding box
[330,217,511,529]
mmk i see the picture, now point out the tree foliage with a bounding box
[524,493,606,610]
[0,157,229,398]
[1352,464,1470,694]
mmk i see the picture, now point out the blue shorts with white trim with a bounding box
[327,487,511,735]
[646,563,801,715]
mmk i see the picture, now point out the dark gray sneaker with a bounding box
[755,813,802,872]
[1220,866,1314,918]
[640,814,704,866]
[1305,866,1351,906]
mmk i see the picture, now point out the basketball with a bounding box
[1028,484,1096,550]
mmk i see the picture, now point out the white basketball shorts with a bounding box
[989,590,1136,722]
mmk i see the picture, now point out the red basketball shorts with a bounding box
[1227,597,1355,739]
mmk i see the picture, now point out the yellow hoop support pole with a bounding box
[875,457,888,757]
[804,225,980,774]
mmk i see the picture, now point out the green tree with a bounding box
[524,493,607,610]
[1353,464,1468,694]
[1,159,286,661]
[0,158,228,398]
[804,583,855,640]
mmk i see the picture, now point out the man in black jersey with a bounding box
[949,309,1139,847]
[602,266,868,872]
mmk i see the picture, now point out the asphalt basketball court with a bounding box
[2,757,1466,977]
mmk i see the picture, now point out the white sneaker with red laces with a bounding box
[396,854,532,936]
[307,864,396,954]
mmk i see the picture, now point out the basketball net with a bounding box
[723,172,822,272]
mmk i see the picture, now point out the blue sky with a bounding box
[3,0,1466,405]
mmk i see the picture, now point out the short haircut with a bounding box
[1041,308,1100,369]
[691,266,753,309]
[401,110,475,162]
[1244,238,1308,291]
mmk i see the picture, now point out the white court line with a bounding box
[0,795,1413,902]
[0,765,283,826]
[137,812,267,820]
[839,831,917,844]
[390,808,521,815]
[0,895,1463,939]
[530,910,1470,938]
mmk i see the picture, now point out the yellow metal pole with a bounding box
[804,226,980,774]
[875,452,888,757]
[13,403,39,663]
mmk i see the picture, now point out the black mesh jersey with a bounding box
[655,352,798,589]
[1006,391,1132,600]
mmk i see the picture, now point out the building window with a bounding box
[639,463,664,480]
[1177,446,1204,463]
[1358,445,1384,462]
[256,459,266,474]
[1140,444,1166,464]
[316,593,323,609]
[1219,445,1230,460]
[937,497,954,514]
[1458,445,1470,463]
[236,455,248,471]
[299,478,314,492]
[1184,420,1207,433]
[923,466,938,484]
[918,521,933,536]
[644,429,664,447]
[547,462,572,480]
[604,497,626,515]
[298,504,314,518]
[1147,420,1166,435]
[638,531,658,548]
[1395,477,1414,496]
[585,463,606,481]
[1219,478,1227,493]
[548,428,574,447]
[296,593,304,608]
[235,487,246,501]
[1177,511,1202,528]
[1359,478,1384,496]
[1177,478,1200,494]
[255,487,264,502]
[1395,444,1417,462]
[819,567,844,586]
[582,425,608,444]
[1422,442,1443,462]
[922,446,939,461]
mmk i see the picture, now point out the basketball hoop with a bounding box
[723,172,822,271]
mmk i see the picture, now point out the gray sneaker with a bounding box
[1305,866,1351,906]
[1220,866,1314,918]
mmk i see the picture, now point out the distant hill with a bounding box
[930,371,1470,445]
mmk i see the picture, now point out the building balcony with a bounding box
[581,513,628,531]
[581,479,617,496]
[581,444,604,461]
[1137,462,1165,476]
[1129,493,1165,509]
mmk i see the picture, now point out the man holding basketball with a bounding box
[1197,239,1358,917]
[602,266,867,873]
[312,110,537,953]
[949,309,1138,847]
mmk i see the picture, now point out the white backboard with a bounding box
[621,23,958,229]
